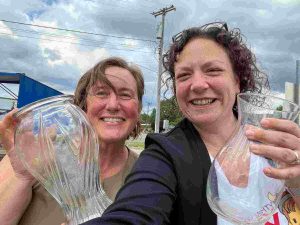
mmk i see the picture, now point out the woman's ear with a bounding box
[235,75,241,94]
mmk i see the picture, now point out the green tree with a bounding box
[160,96,182,126]
[140,113,151,124]
[150,108,156,131]
[276,105,283,111]
[148,98,182,131]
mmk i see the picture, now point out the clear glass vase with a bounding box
[14,95,112,225]
[207,93,300,225]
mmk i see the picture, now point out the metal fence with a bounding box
[0,97,16,160]
[0,97,16,119]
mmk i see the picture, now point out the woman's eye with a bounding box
[207,68,222,73]
[95,91,109,97]
[176,73,190,81]
[119,93,132,100]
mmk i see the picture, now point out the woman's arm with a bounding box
[81,141,178,225]
[0,110,36,225]
[245,118,300,207]
[0,156,34,225]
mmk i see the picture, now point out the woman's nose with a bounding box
[106,93,120,111]
[190,72,209,92]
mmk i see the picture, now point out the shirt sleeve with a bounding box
[80,143,178,225]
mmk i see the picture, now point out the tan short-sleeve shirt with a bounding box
[18,149,139,225]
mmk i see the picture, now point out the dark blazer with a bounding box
[81,118,217,225]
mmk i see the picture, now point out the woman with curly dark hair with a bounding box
[81,22,300,225]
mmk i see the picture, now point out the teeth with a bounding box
[102,118,123,122]
[192,99,214,105]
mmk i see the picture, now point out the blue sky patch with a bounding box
[27,9,46,20]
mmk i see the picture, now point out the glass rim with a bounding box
[14,94,74,119]
[237,93,300,113]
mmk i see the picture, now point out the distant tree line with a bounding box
[141,96,182,132]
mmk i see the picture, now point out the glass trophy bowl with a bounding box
[207,93,300,225]
[14,95,111,225]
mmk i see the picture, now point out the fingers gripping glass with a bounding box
[171,22,228,44]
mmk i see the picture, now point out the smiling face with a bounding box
[174,38,240,129]
[85,66,140,145]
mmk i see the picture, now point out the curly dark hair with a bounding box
[163,22,269,111]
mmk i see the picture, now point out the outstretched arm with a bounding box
[0,156,34,225]
[0,110,35,225]
[81,142,178,225]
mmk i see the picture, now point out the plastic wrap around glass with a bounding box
[14,95,112,225]
[207,93,300,225]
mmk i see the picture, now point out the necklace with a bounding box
[205,143,222,158]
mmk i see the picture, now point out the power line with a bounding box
[0,26,155,51]
[0,32,154,54]
[0,25,149,48]
[0,19,156,43]
[128,62,157,79]
[134,63,157,73]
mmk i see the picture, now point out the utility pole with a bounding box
[151,5,176,133]
[295,60,300,123]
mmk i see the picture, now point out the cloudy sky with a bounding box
[0,0,299,113]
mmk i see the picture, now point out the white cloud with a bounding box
[270,90,285,99]
[59,2,80,20]
[31,19,58,32]
[39,33,109,73]
[256,9,272,18]
[0,21,17,39]
[123,39,138,49]
[272,0,300,4]
[30,18,109,73]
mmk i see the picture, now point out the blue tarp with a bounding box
[0,72,63,107]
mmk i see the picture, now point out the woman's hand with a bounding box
[0,109,18,151]
[0,109,35,183]
[245,118,300,185]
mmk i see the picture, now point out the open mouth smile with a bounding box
[191,98,216,106]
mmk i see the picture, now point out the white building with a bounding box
[285,82,300,124]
